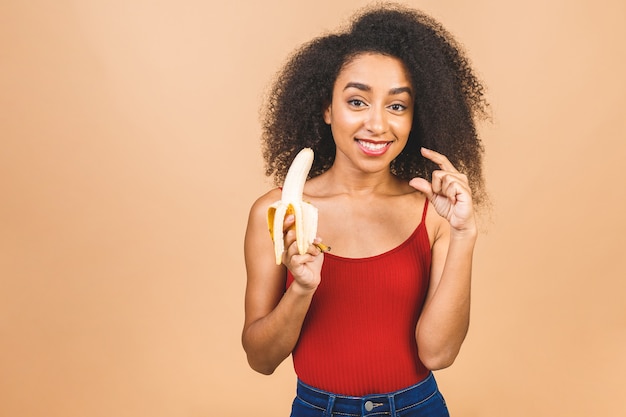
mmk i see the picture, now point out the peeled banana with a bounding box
[267,148,319,265]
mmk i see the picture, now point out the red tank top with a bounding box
[286,200,431,396]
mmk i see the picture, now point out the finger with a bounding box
[441,175,474,207]
[312,237,331,253]
[291,252,317,264]
[284,244,322,271]
[282,214,295,234]
[421,147,459,173]
[409,177,434,199]
[283,228,297,251]
[431,170,445,195]
[281,236,298,265]
[283,234,322,262]
[440,178,459,204]
[307,244,323,257]
[440,172,470,196]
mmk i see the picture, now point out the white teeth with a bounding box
[358,140,388,151]
[266,148,319,265]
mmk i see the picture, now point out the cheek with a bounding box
[391,116,413,138]
[331,108,362,131]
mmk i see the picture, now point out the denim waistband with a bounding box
[296,373,439,416]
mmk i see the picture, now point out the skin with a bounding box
[242,53,477,375]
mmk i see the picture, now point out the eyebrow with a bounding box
[389,86,413,96]
[343,82,413,97]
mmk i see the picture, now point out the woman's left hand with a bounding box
[409,147,476,233]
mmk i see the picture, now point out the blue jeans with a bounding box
[290,373,449,417]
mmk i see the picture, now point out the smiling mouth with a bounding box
[356,139,391,152]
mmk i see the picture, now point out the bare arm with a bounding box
[409,147,477,370]
[241,191,324,375]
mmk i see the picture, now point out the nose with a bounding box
[364,105,388,135]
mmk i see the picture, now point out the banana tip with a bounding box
[314,242,331,253]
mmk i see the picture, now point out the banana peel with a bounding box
[267,148,321,265]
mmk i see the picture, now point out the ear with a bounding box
[323,103,332,125]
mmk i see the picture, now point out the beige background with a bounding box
[1,0,625,416]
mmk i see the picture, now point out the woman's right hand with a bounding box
[280,214,324,293]
[242,190,323,375]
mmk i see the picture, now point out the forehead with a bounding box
[335,53,412,88]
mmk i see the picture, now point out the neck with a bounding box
[322,164,400,196]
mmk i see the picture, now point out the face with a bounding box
[324,53,414,174]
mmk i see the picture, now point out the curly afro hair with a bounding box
[260,3,489,207]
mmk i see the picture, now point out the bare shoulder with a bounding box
[423,198,449,246]
[400,183,447,247]
[245,188,282,255]
[248,188,281,219]
[396,181,427,210]
[252,188,282,207]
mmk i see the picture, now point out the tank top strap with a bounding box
[421,198,429,224]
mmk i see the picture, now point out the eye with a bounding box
[388,103,407,112]
[348,99,367,108]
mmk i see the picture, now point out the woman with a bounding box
[243,4,488,416]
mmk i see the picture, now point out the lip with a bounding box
[356,139,392,156]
